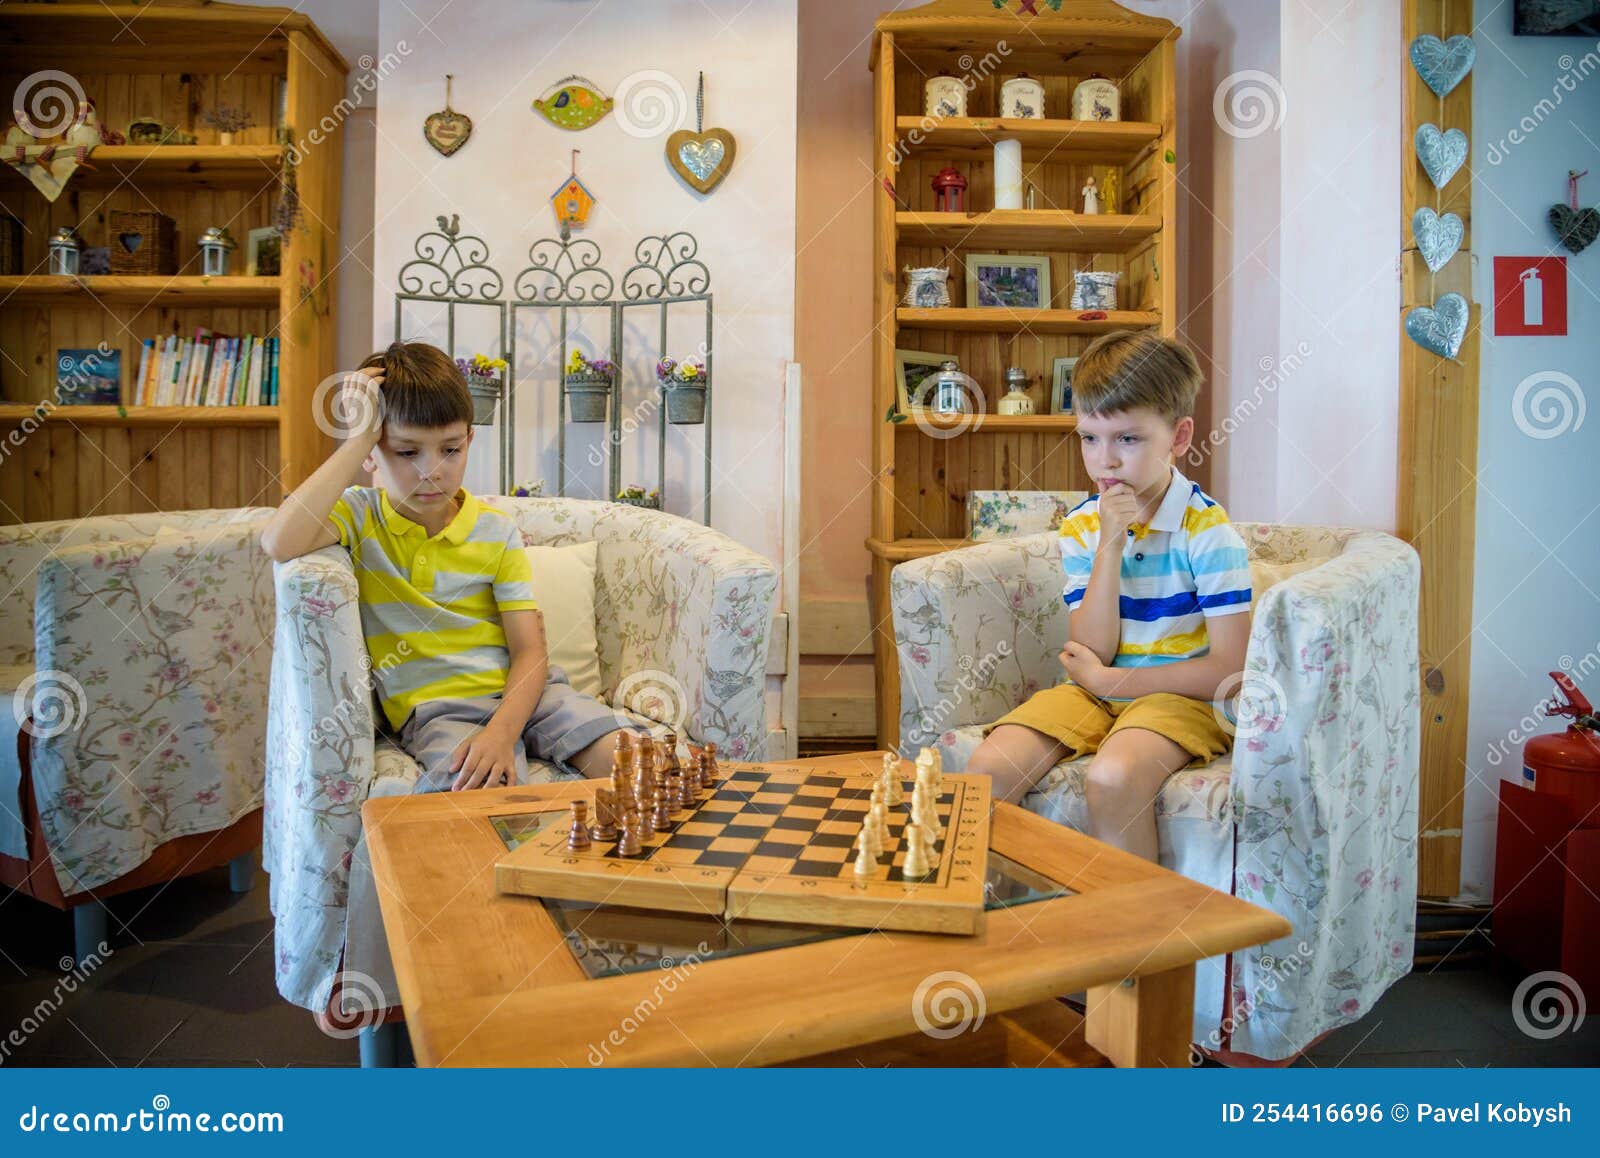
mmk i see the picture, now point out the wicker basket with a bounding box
[109,209,177,275]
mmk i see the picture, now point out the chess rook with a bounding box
[567,800,591,850]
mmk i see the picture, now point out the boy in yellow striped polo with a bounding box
[262,341,648,794]
[964,330,1253,863]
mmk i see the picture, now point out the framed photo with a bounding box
[246,227,282,277]
[1050,356,1077,414]
[965,253,1051,310]
[895,349,952,413]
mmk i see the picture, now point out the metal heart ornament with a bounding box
[667,128,736,194]
[1416,123,1468,189]
[1549,204,1599,254]
[1412,206,1464,273]
[1409,34,1475,97]
[424,109,471,156]
[1405,292,1469,360]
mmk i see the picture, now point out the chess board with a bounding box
[494,760,992,934]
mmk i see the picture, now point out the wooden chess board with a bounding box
[494,760,991,934]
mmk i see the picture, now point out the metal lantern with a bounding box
[931,166,968,213]
[48,226,83,276]
[198,226,236,276]
[932,360,969,415]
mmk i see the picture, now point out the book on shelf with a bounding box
[132,332,279,408]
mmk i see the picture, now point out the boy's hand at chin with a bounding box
[449,723,520,790]
[1059,640,1112,696]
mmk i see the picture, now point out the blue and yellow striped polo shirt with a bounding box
[328,487,538,730]
[1058,466,1251,698]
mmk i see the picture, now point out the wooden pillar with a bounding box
[1398,0,1478,898]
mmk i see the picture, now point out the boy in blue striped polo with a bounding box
[964,330,1253,863]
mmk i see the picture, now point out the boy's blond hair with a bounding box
[1071,329,1202,421]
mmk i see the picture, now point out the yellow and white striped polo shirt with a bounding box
[1058,465,1252,700]
[328,486,538,730]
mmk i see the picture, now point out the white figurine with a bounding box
[1081,176,1100,215]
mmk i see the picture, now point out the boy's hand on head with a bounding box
[1097,482,1139,546]
[448,722,519,791]
[341,367,385,448]
[1060,640,1109,695]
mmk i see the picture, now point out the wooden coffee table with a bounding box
[364,751,1290,1067]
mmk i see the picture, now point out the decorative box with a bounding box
[109,208,177,275]
[1071,76,1120,122]
[966,490,1089,542]
[1000,74,1045,119]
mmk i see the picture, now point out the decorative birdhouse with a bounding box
[48,226,83,275]
[198,226,236,277]
[931,166,968,213]
[550,150,596,228]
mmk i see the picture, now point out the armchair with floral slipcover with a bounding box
[0,509,277,963]
[890,521,1421,1064]
[263,496,779,1059]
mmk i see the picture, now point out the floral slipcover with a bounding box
[0,509,277,890]
[890,522,1421,1061]
[264,497,780,1013]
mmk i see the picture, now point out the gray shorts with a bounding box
[399,665,652,794]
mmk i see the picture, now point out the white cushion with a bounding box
[523,542,602,697]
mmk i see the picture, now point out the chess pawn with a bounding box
[589,788,620,841]
[911,783,942,841]
[665,774,685,815]
[652,787,674,832]
[616,811,643,856]
[902,823,931,878]
[869,801,890,848]
[854,826,878,877]
[881,757,904,807]
[704,741,718,778]
[678,768,698,809]
[863,810,884,857]
[567,800,592,850]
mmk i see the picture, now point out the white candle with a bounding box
[994,138,1023,210]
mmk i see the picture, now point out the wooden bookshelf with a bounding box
[0,1,347,523]
[866,0,1179,746]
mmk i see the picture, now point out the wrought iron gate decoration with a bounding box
[392,215,714,523]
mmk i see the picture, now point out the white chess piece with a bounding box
[869,801,890,847]
[902,824,931,878]
[854,826,877,877]
[881,755,904,806]
[912,782,943,841]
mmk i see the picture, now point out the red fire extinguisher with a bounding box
[1521,671,1600,818]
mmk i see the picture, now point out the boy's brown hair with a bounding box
[1071,329,1202,422]
[357,341,473,429]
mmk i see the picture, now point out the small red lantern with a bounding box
[931,166,968,213]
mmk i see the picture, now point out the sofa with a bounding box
[890,521,1421,1063]
[263,496,780,1052]
[0,509,276,961]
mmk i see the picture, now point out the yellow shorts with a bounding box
[983,683,1231,765]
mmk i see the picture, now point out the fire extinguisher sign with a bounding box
[1493,255,1567,336]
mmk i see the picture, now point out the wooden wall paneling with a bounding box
[1399,0,1475,898]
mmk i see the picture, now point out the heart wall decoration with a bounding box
[1409,34,1475,98]
[1549,168,1596,255]
[1412,206,1464,273]
[1416,123,1468,189]
[424,74,472,157]
[1405,291,1470,360]
[666,73,735,195]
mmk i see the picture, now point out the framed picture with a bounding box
[56,347,121,405]
[895,349,952,413]
[1050,356,1077,414]
[246,227,282,277]
[965,253,1051,310]
[1514,1,1598,35]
